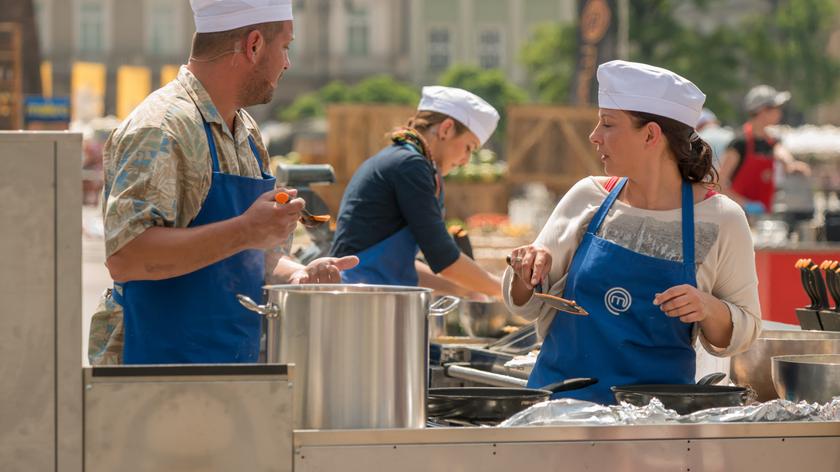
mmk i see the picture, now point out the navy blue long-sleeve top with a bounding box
[329,144,461,273]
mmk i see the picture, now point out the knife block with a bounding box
[818,310,840,331]
[796,308,824,330]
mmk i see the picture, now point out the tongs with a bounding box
[275,192,331,228]
[505,255,589,316]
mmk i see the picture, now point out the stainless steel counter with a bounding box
[294,422,840,471]
[84,364,295,472]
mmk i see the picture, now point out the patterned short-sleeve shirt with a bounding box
[102,65,270,257]
[91,67,280,365]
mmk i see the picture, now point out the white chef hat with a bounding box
[597,60,706,128]
[417,86,500,146]
[190,0,293,34]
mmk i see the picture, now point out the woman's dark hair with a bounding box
[406,110,469,135]
[627,111,718,185]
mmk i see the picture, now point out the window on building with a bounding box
[428,27,451,71]
[478,29,502,69]
[145,0,182,56]
[346,6,369,57]
[34,0,51,54]
[77,0,107,54]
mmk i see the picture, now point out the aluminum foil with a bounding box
[499,396,840,427]
[503,353,537,370]
[499,398,678,427]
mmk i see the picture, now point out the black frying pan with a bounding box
[429,377,598,422]
[611,383,750,415]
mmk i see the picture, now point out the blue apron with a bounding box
[527,178,696,404]
[341,144,443,286]
[115,120,276,364]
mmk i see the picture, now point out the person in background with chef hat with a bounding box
[89,0,358,365]
[329,86,502,298]
[719,85,810,214]
[502,61,761,404]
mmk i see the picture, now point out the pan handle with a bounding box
[444,363,527,387]
[542,377,598,393]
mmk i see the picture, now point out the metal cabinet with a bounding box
[0,131,83,472]
[84,365,294,472]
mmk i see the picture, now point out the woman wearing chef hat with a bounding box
[329,86,502,298]
[503,61,761,404]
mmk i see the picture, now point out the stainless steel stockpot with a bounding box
[238,284,458,430]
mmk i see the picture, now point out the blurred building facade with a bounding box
[33,0,574,118]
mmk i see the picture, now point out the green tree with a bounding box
[626,0,744,121]
[279,76,419,122]
[519,0,840,123]
[279,92,324,122]
[520,22,578,103]
[347,75,419,104]
[739,0,840,115]
[438,65,527,141]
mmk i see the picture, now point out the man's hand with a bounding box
[239,188,304,249]
[288,256,360,284]
[785,160,811,176]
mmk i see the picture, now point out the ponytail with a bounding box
[628,111,718,185]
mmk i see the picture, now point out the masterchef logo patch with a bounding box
[605,287,631,316]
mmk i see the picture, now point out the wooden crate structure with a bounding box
[316,104,510,219]
[506,105,601,194]
[0,22,22,130]
[326,104,415,182]
[443,181,509,219]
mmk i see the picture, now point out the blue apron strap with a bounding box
[681,181,695,270]
[203,121,221,173]
[586,177,627,234]
[247,135,264,172]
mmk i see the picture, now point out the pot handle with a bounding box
[237,294,281,318]
[237,294,282,363]
[429,296,460,316]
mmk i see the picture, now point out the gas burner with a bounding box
[426,417,499,428]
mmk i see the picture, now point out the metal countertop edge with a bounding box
[293,421,840,447]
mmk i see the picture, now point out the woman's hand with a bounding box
[654,284,734,348]
[653,284,715,323]
[288,256,359,284]
[508,244,552,290]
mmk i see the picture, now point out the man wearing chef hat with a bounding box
[329,86,503,298]
[91,0,358,365]
[503,60,761,404]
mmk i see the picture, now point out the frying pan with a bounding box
[429,376,598,422]
[611,377,752,415]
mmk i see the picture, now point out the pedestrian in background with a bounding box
[719,85,810,214]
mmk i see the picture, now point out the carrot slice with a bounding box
[274,192,290,204]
